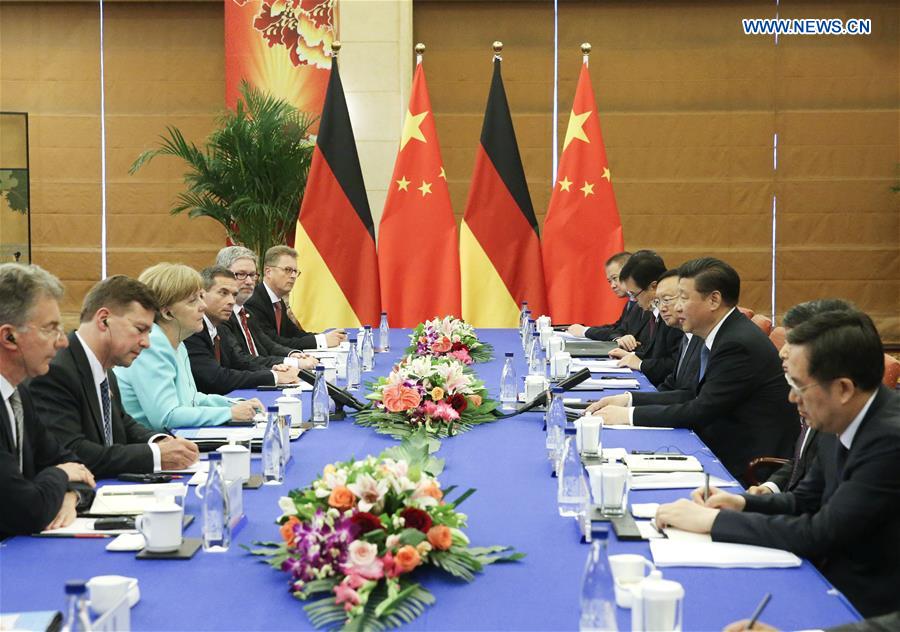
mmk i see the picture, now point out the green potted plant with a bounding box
[130,80,315,266]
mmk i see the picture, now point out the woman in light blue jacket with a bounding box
[114,263,262,431]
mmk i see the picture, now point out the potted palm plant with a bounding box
[130,80,315,266]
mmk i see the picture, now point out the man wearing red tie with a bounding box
[243,245,346,351]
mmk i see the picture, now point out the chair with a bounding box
[751,314,773,336]
[737,306,755,319]
[769,326,786,351]
[884,354,900,388]
[745,457,790,486]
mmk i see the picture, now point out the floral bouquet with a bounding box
[406,315,494,364]
[249,432,522,630]
[355,355,499,440]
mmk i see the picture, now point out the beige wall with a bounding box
[1,0,897,340]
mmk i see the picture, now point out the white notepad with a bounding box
[570,378,641,390]
[623,454,703,473]
[88,483,186,515]
[630,472,739,490]
[650,539,802,568]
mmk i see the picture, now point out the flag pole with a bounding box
[493,40,503,62]
[582,41,591,67]
[415,42,425,66]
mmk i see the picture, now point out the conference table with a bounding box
[0,330,861,631]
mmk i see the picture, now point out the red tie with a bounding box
[213,334,221,363]
[648,315,657,338]
[238,309,257,356]
[273,301,283,334]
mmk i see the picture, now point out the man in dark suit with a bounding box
[243,245,346,351]
[0,263,95,538]
[567,252,643,342]
[658,309,900,618]
[29,276,199,479]
[747,298,854,495]
[216,246,307,363]
[609,258,681,385]
[590,258,798,482]
[186,267,313,395]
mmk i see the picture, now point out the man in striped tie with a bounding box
[30,275,199,479]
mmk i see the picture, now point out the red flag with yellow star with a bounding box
[378,60,461,327]
[542,60,624,323]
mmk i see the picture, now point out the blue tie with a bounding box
[698,344,710,382]
[100,378,113,446]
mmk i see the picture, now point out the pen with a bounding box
[644,456,688,460]
[650,520,666,538]
[745,593,772,630]
[703,472,710,502]
[100,491,158,496]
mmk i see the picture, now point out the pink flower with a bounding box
[343,540,384,580]
[433,401,460,422]
[449,349,473,364]
[422,400,438,415]
[381,551,402,578]
[334,580,360,612]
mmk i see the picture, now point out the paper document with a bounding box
[570,378,640,391]
[650,540,801,568]
[88,483,186,515]
[631,503,660,519]
[39,517,138,537]
[624,454,703,473]
[661,528,712,543]
[559,332,588,340]
[636,521,666,540]
[572,359,633,374]
[630,472,738,490]
[160,461,209,475]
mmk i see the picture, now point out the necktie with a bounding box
[648,315,658,339]
[834,441,850,482]
[273,301,283,334]
[675,336,689,379]
[8,388,25,472]
[238,309,257,356]
[99,378,113,446]
[698,344,710,382]
[213,334,222,363]
[787,419,810,489]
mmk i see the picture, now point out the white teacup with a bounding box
[524,375,548,401]
[608,554,655,608]
[547,335,565,359]
[135,502,183,553]
[550,351,572,380]
[275,394,302,429]
[637,578,684,631]
[587,463,630,517]
[536,315,552,330]
[217,444,251,482]
[539,326,553,350]
[576,415,602,455]
[87,575,139,615]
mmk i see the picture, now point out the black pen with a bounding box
[703,472,711,502]
[745,593,772,630]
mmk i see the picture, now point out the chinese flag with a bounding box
[378,60,460,326]
[460,56,548,327]
[542,60,625,324]
[292,56,381,330]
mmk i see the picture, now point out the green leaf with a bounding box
[397,528,427,546]
[447,487,476,509]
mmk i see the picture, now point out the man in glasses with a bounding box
[656,309,900,618]
[244,245,346,350]
[0,263,96,538]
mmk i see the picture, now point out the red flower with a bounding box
[400,507,433,533]
[449,393,468,413]
[350,511,385,535]
[450,341,466,352]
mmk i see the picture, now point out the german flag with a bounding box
[460,54,548,327]
[292,55,381,330]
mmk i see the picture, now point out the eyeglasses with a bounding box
[784,373,824,397]
[657,295,677,307]
[232,271,259,281]
[271,266,299,276]
[18,323,66,340]
[625,288,645,300]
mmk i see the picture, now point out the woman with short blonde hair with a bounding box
[115,262,261,430]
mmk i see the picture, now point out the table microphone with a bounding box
[296,369,369,416]
[493,368,592,419]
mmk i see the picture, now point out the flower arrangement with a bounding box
[355,355,499,440]
[249,433,522,630]
[406,316,494,364]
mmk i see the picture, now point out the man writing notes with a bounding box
[30,276,199,478]
[567,251,651,349]
[657,309,900,618]
[0,264,95,537]
[185,266,315,395]
[244,245,346,350]
[587,257,798,483]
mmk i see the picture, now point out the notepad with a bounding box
[570,378,641,390]
[624,454,704,473]
[572,359,633,374]
[629,472,738,490]
[631,503,660,519]
[39,517,138,537]
[650,539,802,568]
[87,483,187,515]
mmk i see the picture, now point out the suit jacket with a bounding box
[223,308,294,366]
[766,426,822,492]
[632,309,799,482]
[184,321,276,395]
[244,283,317,350]
[28,333,158,478]
[0,383,88,539]
[586,300,651,343]
[634,317,681,386]
[829,611,900,632]
[637,332,703,397]
[585,300,631,341]
[713,387,900,618]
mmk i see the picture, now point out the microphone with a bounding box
[494,368,592,418]
[296,369,368,418]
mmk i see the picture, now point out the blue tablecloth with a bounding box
[0,329,861,630]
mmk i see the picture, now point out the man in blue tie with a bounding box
[30,275,199,479]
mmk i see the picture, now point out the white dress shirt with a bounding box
[1,374,19,447]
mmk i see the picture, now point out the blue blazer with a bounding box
[114,325,233,430]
